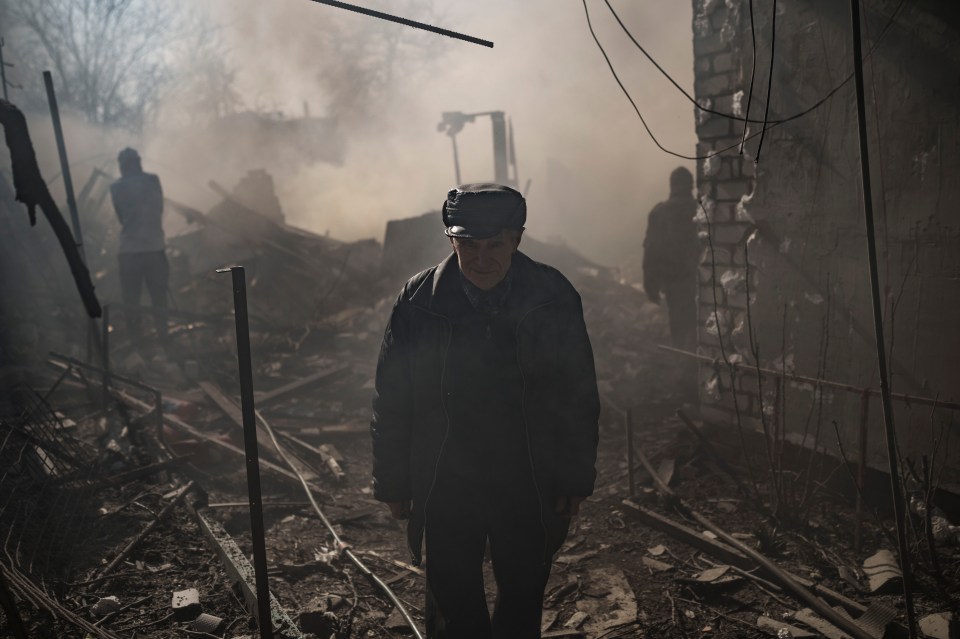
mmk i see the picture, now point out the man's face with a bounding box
[450,229,523,291]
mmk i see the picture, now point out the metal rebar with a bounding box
[625,408,636,497]
[101,305,110,410]
[849,1,916,635]
[658,344,960,411]
[305,0,492,47]
[218,266,272,639]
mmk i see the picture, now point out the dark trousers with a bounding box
[423,472,567,639]
[118,251,169,343]
[664,281,698,399]
[664,282,697,352]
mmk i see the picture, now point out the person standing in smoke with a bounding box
[110,147,169,350]
[371,184,600,638]
[642,166,699,353]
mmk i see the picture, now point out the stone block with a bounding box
[712,202,735,223]
[696,72,734,97]
[710,10,728,30]
[171,588,202,621]
[697,115,733,139]
[715,180,750,201]
[696,57,712,74]
[695,33,727,56]
[299,595,347,635]
[711,223,749,245]
[713,52,734,73]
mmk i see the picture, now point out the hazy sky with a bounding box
[181,0,698,265]
[13,1,697,267]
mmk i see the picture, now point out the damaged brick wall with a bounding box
[691,0,960,488]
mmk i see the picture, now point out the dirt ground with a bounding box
[4,284,960,639]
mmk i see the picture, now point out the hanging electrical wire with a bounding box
[596,0,906,131]
[582,0,723,160]
[253,408,425,639]
[738,0,758,153]
[754,0,777,162]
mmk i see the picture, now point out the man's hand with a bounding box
[554,496,586,518]
[387,500,411,520]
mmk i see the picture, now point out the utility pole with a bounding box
[848,1,917,636]
[0,38,9,101]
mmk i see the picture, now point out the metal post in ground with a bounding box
[0,37,9,101]
[625,407,636,497]
[101,304,110,410]
[855,389,870,553]
[849,1,916,635]
[218,265,273,639]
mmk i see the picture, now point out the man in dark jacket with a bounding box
[642,166,699,352]
[110,147,168,348]
[371,184,600,638]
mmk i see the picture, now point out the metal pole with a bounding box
[855,389,870,553]
[625,408,636,497]
[101,305,110,410]
[0,38,9,101]
[450,134,462,185]
[848,1,916,635]
[219,266,273,639]
[43,70,102,362]
[42,71,85,262]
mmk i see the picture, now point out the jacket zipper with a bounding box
[418,308,454,540]
[516,301,555,565]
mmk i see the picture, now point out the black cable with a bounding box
[600,0,906,130]
[582,0,717,160]
[738,0,758,153]
[603,0,770,124]
[754,0,777,163]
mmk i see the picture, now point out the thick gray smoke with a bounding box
[8,0,697,267]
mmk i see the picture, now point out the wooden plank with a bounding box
[622,499,754,570]
[114,388,327,495]
[198,381,322,484]
[255,364,350,407]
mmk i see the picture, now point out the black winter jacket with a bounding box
[371,251,600,565]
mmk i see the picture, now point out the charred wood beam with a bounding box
[0,101,101,318]
[626,437,878,639]
[197,380,327,485]
[95,481,195,579]
[114,386,331,498]
[254,363,349,407]
[279,432,346,482]
[183,491,305,639]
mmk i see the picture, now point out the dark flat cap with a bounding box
[442,183,526,239]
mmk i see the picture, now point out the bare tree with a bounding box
[315,0,449,123]
[3,0,197,131]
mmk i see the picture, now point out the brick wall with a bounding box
[690,0,960,488]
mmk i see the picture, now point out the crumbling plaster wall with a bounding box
[691,0,960,487]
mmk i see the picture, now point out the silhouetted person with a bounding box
[371,184,600,638]
[643,166,699,353]
[110,147,168,349]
